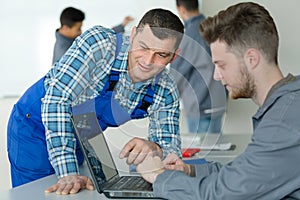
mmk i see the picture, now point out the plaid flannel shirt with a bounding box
[41,26,181,179]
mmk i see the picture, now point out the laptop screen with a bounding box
[72,112,119,187]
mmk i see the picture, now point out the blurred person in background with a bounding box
[170,0,227,134]
[52,7,134,64]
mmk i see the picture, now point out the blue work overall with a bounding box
[7,33,157,187]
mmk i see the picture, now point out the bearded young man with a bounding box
[137,2,300,200]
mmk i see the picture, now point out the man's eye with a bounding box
[217,64,224,69]
[158,53,168,58]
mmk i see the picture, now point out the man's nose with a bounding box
[143,52,155,65]
[213,67,222,81]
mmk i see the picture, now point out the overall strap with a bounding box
[115,33,122,59]
[130,85,155,119]
[130,73,161,119]
[102,33,123,93]
[71,33,124,116]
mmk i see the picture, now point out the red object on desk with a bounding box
[182,148,201,157]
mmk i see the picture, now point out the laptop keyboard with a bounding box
[109,176,152,190]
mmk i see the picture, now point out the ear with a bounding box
[177,6,187,20]
[60,24,69,31]
[129,26,137,44]
[171,48,181,63]
[177,5,183,13]
[245,48,260,70]
[177,5,186,14]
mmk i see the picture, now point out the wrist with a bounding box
[153,168,164,182]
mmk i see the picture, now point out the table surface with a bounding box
[0,133,252,200]
[183,133,252,164]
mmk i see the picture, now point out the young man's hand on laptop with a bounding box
[137,154,192,183]
[119,137,163,165]
[162,153,191,175]
[44,175,94,195]
[136,156,165,184]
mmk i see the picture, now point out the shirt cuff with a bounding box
[50,153,80,178]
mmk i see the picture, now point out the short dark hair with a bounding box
[200,2,279,65]
[137,8,184,50]
[176,0,199,11]
[60,7,85,28]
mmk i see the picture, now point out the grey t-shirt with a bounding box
[52,29,74,64]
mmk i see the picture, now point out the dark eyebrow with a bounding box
[138,41,172,56]
[139,41,149,48]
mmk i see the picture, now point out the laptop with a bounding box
[71,111,161,199]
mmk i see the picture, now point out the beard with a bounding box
[230,63,256,99]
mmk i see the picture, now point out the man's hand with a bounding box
[44,175,94,195]
[163,153,191,176]
[122,16,134,27]
[136,156,165,183]
[136,154,192,184]
[119,137,163,165]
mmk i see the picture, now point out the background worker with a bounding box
[170,0,227,134]
[52,7,134,64]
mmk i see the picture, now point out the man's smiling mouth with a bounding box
[138,62,152,72]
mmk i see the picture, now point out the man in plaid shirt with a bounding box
[7,8,184,195]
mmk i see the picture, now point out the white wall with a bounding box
[0,0,178,98]
[0,98,17,192]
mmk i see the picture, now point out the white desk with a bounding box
[0,133,251,200]
[0,164,107,200]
